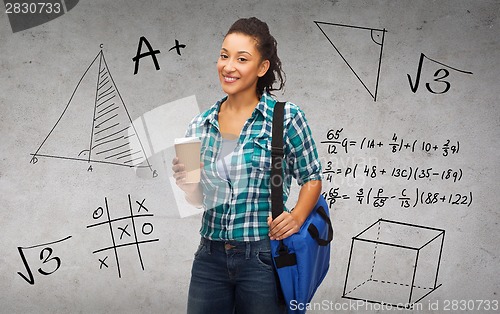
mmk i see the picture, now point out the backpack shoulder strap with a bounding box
[271,101,285,220]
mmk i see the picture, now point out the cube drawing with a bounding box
[342,219,445,308]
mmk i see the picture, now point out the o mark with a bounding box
[93,206,104,219]
[142,223,153,235]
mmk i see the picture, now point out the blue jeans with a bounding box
[187,237,285,314]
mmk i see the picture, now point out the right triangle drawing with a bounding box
[315,21,387,101]
[31,50,153,172]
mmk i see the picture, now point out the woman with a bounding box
[172,17,322,314]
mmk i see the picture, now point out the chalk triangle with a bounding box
[315,21,386,101]
[32,50,152,170]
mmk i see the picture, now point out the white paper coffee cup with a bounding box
[174,137,201,183]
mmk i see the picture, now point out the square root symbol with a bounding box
[342,219,445,308]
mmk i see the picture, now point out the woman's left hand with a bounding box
[267,212,301,240]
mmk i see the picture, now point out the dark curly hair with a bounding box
[226,17,286,96]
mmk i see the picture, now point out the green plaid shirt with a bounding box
[186,93,322,241]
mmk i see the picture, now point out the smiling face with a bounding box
[217,33,270,99]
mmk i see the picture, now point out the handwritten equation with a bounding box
[320,128,472,210]
[323,163,463,183]
[322,128,460,156]
[323,187,473,209]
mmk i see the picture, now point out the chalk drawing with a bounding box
[86,195,159,278]
[17,235,73,285]
[314,21,386,101]
[30,49,154,174]
[342,219,445,308]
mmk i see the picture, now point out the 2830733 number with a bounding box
[443,300,498,311]
[5,2,61,14]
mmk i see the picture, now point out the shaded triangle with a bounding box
[89,53,149,168]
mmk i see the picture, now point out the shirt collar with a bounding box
[255,92,274,121]
[203,92,277,128]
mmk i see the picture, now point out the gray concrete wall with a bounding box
[1,0,498,313]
